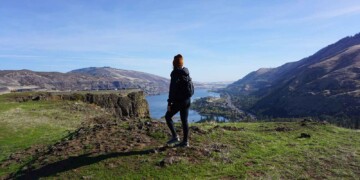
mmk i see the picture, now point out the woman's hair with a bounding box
[173,54,184,69]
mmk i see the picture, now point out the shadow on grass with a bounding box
[10,146,170,180]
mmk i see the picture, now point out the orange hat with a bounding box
[173,54,183,68]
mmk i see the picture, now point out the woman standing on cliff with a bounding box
[165,54,194,147]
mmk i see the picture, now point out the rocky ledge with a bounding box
[12,90,150,119]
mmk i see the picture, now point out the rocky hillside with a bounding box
[225,33,360,127]
[0,91,359,179]
[0,67,170,95]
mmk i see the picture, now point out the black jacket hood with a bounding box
[171,67,189,77]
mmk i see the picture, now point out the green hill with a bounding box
[0,92,359,179]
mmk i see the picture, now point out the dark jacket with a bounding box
[167,67,190,106]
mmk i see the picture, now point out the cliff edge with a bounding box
[10,90,150,119]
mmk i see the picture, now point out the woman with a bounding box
[165,54,192,147]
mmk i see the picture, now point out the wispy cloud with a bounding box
[242,3,360,29]
[281,6,360,23]
[312,6,360,19]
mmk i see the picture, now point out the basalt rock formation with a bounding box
[13,90,150,119]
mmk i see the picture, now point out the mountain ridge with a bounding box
[228,33,360,94]
[0,67,170,95]
[225,33,360,127]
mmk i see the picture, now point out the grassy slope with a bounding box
[0,93,359,179]
[57,122,359,179]
[0,93,108,176]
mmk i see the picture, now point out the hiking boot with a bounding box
[166,136,180,145]
[176,141,189,147]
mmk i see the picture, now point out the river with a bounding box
[146,89,227,123]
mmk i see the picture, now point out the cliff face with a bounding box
[14,91,150,119]
[60,91,150,119]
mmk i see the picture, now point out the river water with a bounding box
[146,89,226,123]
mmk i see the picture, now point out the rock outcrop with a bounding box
[13,90,150,119]
[60,91,150,119]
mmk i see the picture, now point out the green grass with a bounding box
[0,93,108,176]
[50,122,360,179]
[0,93,359,179]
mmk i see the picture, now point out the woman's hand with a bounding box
[167,105,171,112]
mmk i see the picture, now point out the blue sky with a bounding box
[1,0,360,82]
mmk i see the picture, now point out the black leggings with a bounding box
[165,99,191,142]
